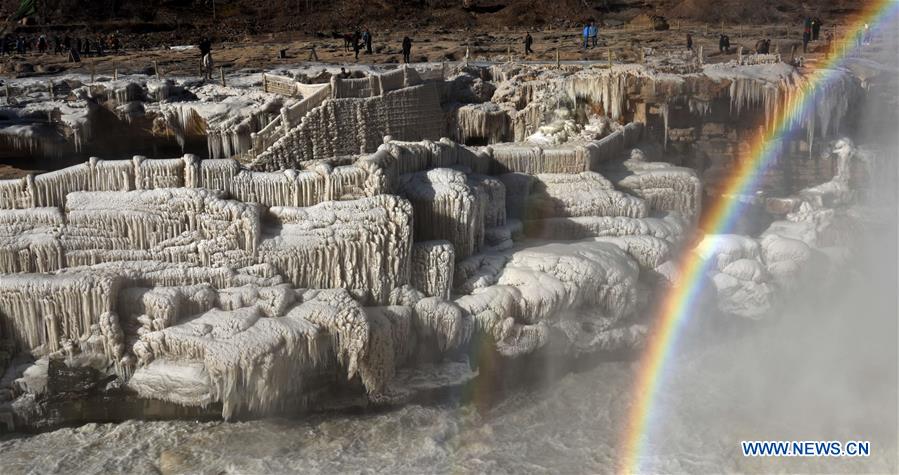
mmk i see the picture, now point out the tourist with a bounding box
[686,33,693,51]
[590,22,599,48]
[199,37,213,80]
[68,43,80,63]
[582,23,590,50]
[812,17,822,41]
[363,29,373,54]
[524,32,534,56]
[352,32,362,61]
[338,67,350,79]
[402,36,412,63]
[37,34,47,54]
[719,34,727,53]
[802,29,810,53]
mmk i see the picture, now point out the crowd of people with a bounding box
[0,32,123,63]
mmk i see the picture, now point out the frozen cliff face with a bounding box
[523,172,648,220]
[524,212,688,246]
[397,168,485,261]
[0,208,64,273]
[697,137,862,320]
[131,286,393,420]
[62,188,260,268]
[601,148,703,223]
[454,241,641,357]
[259,195,413,304]
[411,241,455,300]
[696,234,774,320]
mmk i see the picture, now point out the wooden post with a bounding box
[507,42,511,63]
[220,66,226,87]
[465,47,470,66]
[47,81,53,100]
[154,60,159,79]
[262,73,268,93]
[556,47,560,68]
[698,45,703,65]
[113,63,118,81]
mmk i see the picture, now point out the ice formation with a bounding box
[0,57,875,428]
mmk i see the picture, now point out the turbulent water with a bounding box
[0,223,895,475]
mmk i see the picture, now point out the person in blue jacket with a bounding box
[583,23,590,50]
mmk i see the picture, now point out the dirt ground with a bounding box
[0,19,843,81]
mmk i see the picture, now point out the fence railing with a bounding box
[250,83,332,158]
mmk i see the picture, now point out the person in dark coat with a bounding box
[524,32,534,56]
[199,37,212,58]
[352,32,362,61]
[802,29,811,53]
[812,18,822,41]
[363,29,373,54]
[686,33,693,51]
[402,36,412,63]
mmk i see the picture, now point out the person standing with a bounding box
[686,33,693,51]
[37,34,47,54]
[812,18,822,41]
[582,23,590,50]
[363,29,373,54]
[590,22,599,48]
[402,36,412,63]
[199,37,213,80]
[352,31,362,61]
[524,31,534,56]
[802,28,811,53]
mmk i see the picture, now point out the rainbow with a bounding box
[618,2,899,473]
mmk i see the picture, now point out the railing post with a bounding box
[280,107,292,135]
[262,73,268,93]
